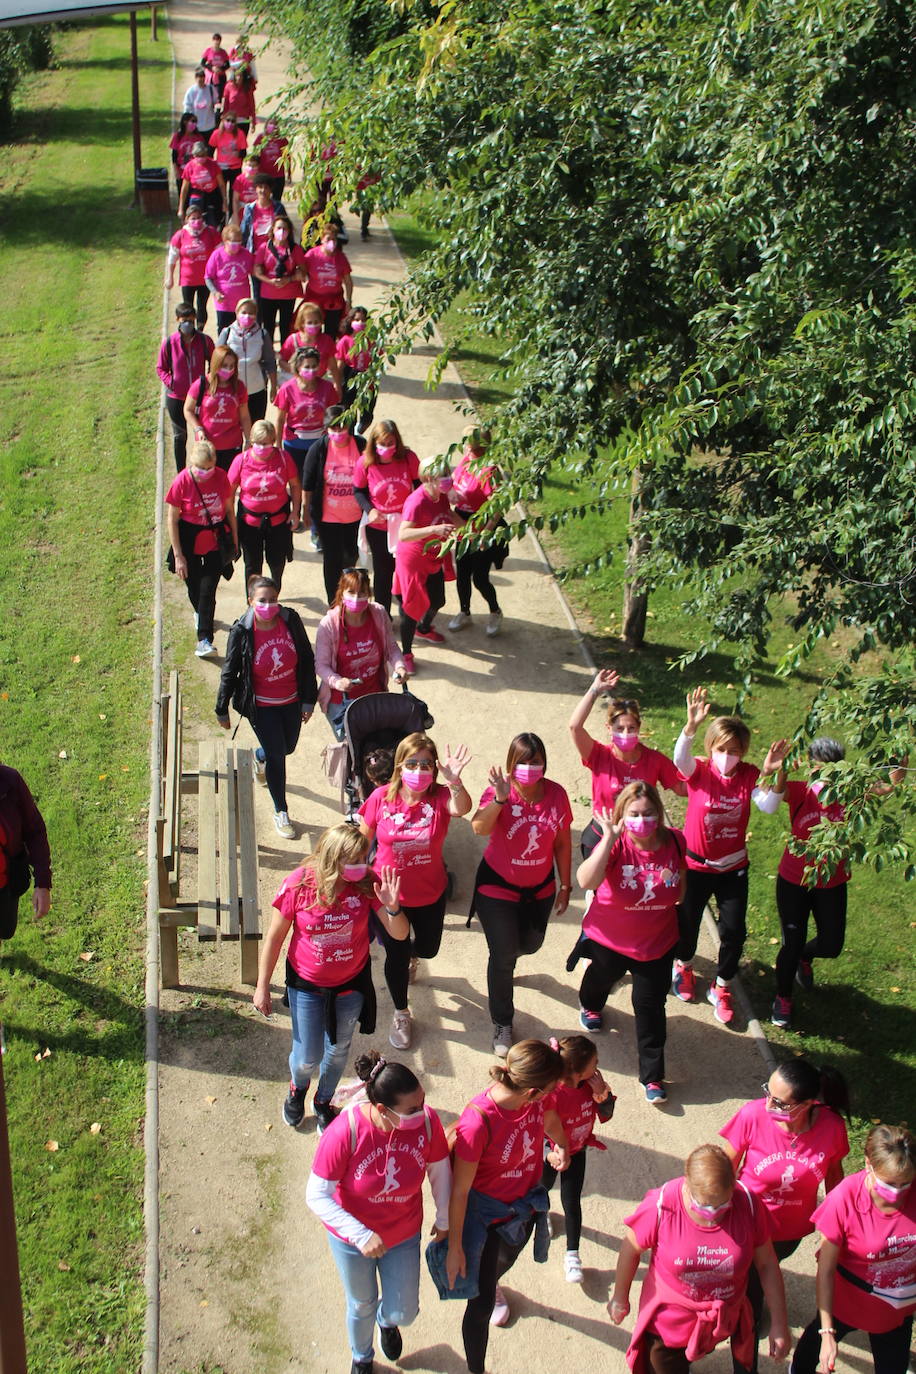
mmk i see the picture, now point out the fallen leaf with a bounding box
[264,1123,273,1132]
[768,937,779,945]
[89,1123,102,1135]
[98,773,107,781]
[57,1260,71,1271]
[205,1095,217,1105]
[58,749,68,759]
[45,1140,59,1152]
[199,1300,209,1307]
[121,765,130,772]
[79,952,95,963]
[0,692,8,700]
[72,655,81,664]
[98,713,107,720]
[891,987,901,993]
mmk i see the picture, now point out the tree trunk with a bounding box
[622,470,649,647]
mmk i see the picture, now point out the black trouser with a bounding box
[378,891,447,1010]
[541,1149,587,1251]
[181,283,210,328]
[399,571,446,653]
[456,547,501,615]
[323,307,343,339]
[734,1239,799,1374]
[463,1219,534,1374]
[0,886,21,940]
[365,523,395,613]
[259,296,295,344]
[676,865,749,981]
[269,175,285,200]
[579,941,675,1085]
[222,166,239,203]
[215,447,238,473]
[238,517,292,592]
[791,1314,913,1374]
[215,308,236,333]
[195,187,223,227]
[250,701,302,813]
[184,547,223,641]
[475,880,554,1026]
[247,388,268,423]
[774,875,848,997]
[166,393,190,470]
[317,519,360,604]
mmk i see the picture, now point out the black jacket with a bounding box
[302,433,366,524]
[215,606,317,720]
[0,765,51,889]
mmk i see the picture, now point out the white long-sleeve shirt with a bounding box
[674,730,782,815]
[306,1156,451,1251]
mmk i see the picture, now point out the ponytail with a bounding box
[777,1058,851,1121]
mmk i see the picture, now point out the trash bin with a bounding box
[136,166,171,216]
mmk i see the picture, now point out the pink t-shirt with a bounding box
[170,224,221,287]
[626,1179,769,1343]
[332,622,382,704]
[280,330,336,374]
[255,133,289,177]
[354,451,420,515]
[683,758,760,871]
[181,156,221,193]
[812,1172,916,1331]
[399,485,452,561]
[252,619,298,706]
[248,203,275,251]
[544,1079,600,1156]
[359,783,452,906]
[165,467,231,555]
[778,780,849,888]
[322,437,363,524]
[275,378,339,441]
[302,244,352,309]
[478,779,572,889]
[233,171,258,207]
[170,131,198,172]
[451,449,496,514]
[273,866,373,986]
[228,447,298,525]
[204,244,254,310]
[336,332,373,373]
[312,1103,449,1248]
[254,241,306,301]
[720,1098,849,1242]
[585,740,683,812]
[208,126,247,170]
[583,829,684,961]
[453,1090,547,1203]
[195,379,248,449]
[201,44,229,80]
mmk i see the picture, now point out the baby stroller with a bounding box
[342,685,434,820]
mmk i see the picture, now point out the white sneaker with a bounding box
[253,750,266,783]
[485,611,503,637]
[408,956,419,985]
[195,638,217,657]
[564,1250,584,1284]
[448,611,472,631]
[273,810,295,839]
[492,1023,513,1059]
[389,1009,413,1050]
[489,1285,510,1326]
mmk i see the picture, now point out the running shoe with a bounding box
[564,1250,584,1283]
[415,626,445,643]
[489,1285,510,1326]
[389,1009,413,1050]
[795,959,814,991]
[771,995,793,1030]
[671,960,696,1002]
[707,982,735,1025]
[645,1082,668,1105]
[282,1082,307,1128]
[579,1007,603,1033]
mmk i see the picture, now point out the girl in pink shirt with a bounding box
[204,223,254,332]
[393,454,465,673]
[353,419,420,614]
[200,34,229,96]
[208,112,247,201]
[220,68,256,133]
[791,1124,916,1374]
[253,824,408,1136]
[183,344,252,470]
[227,418,301,591]
[169,112,199,192]
[569,669,686,855]
[177,143,227,224]
[307,1052,450,1371]
[720,1058,850,1374]
[449,426,508,636]
[165,439,236,658]
[253,118,289,198]
[301,224,352,338]
[471,731,572,1057]
[569,781,686,1104]
[253,214,306,344]
[447,1041,569,1370]
[301,404,366,604]
[166,205,221,329]
[671,687,789,1025]
[610,1144,789,1374]
[336,305,376,433]
[359,731,472,1052]
[280,300,341,390]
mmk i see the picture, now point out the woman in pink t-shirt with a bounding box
[280,300,341,389]
[301,223,353,339]
[253,118,289,199]
[720,1058,850,1374]
[274,346,340,487]
[204,222,254,333]
[220,67,256,133]
[169,112,200,193]
[393,454,465,674]
[471,731,572,1057]
[359,730,472,1051]
[226,419,301,592]
[791,1124,916,1374]
[449,425,508,637]
[353,419,420,614]
[253,214,306,344]
[446,1040,569,1369]
[307,1051,451,1372]
[315,567,407,739]
[166,204,222,329]
[253,824,408,1135]
[336,305,377,434]
[183,344,252,470]
[200,33,229,97]
[208,112,247,203]
[302,404,366,604]
[165,439,236,658]
[177,142,227,225]
[568,780,686,1104]
[671,687,788,1025]
[610,1144,789,1374]
[569,669,686,856]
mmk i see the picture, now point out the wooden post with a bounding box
[0,1050,28,1374]
[130,10,142,204]
[150,4,157,40]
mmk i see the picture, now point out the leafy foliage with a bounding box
[0,26,54,134]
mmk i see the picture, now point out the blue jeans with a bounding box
[287,986,363,1102]
[327,1230,421,1362]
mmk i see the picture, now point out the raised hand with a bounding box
[762,738,791,774]
[439,743,471,785]
[488,764,511,802]
[592,668,620,694]
[685,686,711,734]
[374,866,402,912]
[593,806,621,844]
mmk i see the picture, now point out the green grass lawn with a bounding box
[389,197,915,1162]
[0,17,171,1371]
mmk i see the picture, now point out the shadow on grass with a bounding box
[0,183,174,249]
[53,54,174,73]
[12,106,173,147]
[3,951,143,1061]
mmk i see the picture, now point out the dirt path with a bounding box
[156,7,812,1373]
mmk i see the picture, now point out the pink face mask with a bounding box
[375,443,396,459]
[342,863,368,882]
[810,780,826,798]
[343,595,368,613]
[252,443,272,457]
[305,323,321,335]
[513,763,544,785]
[298,367,316,380]
[187,120,197,130]
[252,601,280,620]
[401,768,432,793]
[322,239,336,254]
[328,429,348,444]
[387,1107,425,1131]
[273,227,288,242]
[238,313,256,330]
[188,221,203,235]
[689,1194,731,1224]
[438,475,454,492]
[612,731,639,751]
[712,750,741,777]
[265,122,277,133]
[351,319,366,332]
[217,366,234,380]
[870,1171,911,1205]
[624,814,658,836]
[225,241,240,254]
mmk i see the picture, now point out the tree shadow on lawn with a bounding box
[12,105,173,148]
[2,951,143,1062]
[0,182,175,249]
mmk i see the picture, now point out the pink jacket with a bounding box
[314,603,405,711]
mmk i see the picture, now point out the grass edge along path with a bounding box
[388,202,915,1162]
[0,18,172,1373]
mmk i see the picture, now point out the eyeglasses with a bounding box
[761,1084,797,1113]
[403,759,434,771]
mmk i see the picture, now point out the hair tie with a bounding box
[549,1036,560,1052]
[368,1056,387,1083]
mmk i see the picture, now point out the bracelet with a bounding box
[385,906,403,918]
[494,796,508,805]
[819,1329,836,1337]
[558,884,571,891]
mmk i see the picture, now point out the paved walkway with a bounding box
[155,7,822,1374]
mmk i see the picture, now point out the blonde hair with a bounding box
[611,780,667,831]
[222,223,242,242]
[704,716,751,755]
[301,824,370,906]
[685,1144,735,1197]
[207,344,239,396]
[608,697,642,728]
[489,1039,562,1093]
[364,418,404,468]
[385,732,439,802]
[250,419,276,445]
[292,300,325,332]
[236,298,257,314]
[188,439,216,466]
[866,1124,916,1182]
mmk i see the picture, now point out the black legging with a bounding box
[456,547,501,615]
[774,874,848,997]
[237,517,292,592]
[184,547,223,641]
[378,891,447,1009]
[317,519,360,604]
[166,393,189,471]
[0,886,21,940]
[578,939,675,1086]
[676,864,749,981]
[733,1238,799,1374]
[475,882,554,1026]
[399,570,446,654]
[247,389,268,423]
[181,283,210,328]
[259,296,296,344]
[541,1149,587,1251]
[250,701,302,813]
[365,522,395,613]
[463,1219,534,1374]
[790,1313,913,1374]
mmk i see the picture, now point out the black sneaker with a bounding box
[350,1361,373,1374]
[314,1098,339,1135]
[282,1083,307,1128]
[379,1325,402,1360]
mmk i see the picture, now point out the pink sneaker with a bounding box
[489,1284,510,1326]
[671,960,696,1002]
[415,626,445,643]
[707,982,735,1025]
[401,653,416,676]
